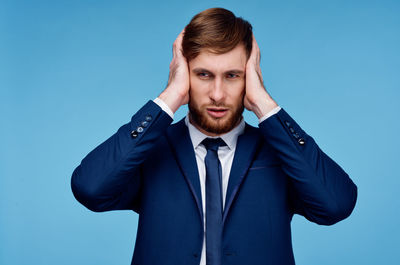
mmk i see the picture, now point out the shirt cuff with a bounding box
[153,97,174,119]
[258,106,282,123]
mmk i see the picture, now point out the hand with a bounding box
[244,33,278,119]
[158,29,190,113]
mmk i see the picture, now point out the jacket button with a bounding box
[293,133,300,139]
[289,127,295,133]
[137,126,144,133]
[131,130,138,138]
[145,115,152,122]
[298,138,305,145]
[141,121,149,127]
[285,120,290,127]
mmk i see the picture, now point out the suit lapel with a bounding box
[165,119,261,227]
[223,123,261,225]
[166,118,204,223]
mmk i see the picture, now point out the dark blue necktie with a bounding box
[202,137,227,265]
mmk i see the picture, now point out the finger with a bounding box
[176,29,185,57]
[172,29,185,58]
[252,33,260,51]
[248,34,258,65]
[172,41,177,58]
[252,33,262,63]
[248,33,257,62]
[176,28,185,47]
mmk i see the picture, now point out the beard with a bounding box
[188,98,244,135]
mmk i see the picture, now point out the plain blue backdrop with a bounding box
[1,0,399,264]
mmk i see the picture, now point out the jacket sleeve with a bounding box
[70,100,173,213]
[259,108,358,225]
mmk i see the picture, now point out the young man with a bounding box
[71,8,357,265]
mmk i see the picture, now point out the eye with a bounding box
[197,72,210,78]
[227,73,239,78]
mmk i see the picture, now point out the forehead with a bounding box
[189,44,247,72]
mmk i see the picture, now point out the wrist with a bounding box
[250,93,279,119]
[158,87,186,113]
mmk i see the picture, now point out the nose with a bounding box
[209,77,225,103]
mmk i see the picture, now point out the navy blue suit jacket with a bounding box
[71,100,357,265]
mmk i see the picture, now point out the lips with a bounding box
[206,107,228,118]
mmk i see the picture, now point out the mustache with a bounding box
[204,101,232,108]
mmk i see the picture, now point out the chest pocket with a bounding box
[249,158,281,170]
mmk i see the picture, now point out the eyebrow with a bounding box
[192,68,244,75]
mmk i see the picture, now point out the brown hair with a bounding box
[182,7,253,61]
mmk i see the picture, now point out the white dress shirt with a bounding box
[153,98,281,265]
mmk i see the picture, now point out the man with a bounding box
[71,7,357,265]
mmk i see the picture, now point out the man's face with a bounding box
[188,43,247,136]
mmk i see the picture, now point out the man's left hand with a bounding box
[244,33,279,119]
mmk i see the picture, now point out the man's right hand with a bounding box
[158,29,190,113]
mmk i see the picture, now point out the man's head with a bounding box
[182,8,253,136]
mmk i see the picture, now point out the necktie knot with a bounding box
[202,137,227,152]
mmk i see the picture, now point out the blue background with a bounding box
[1,0,399,264]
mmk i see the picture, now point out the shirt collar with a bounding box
[184,112,245,150]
